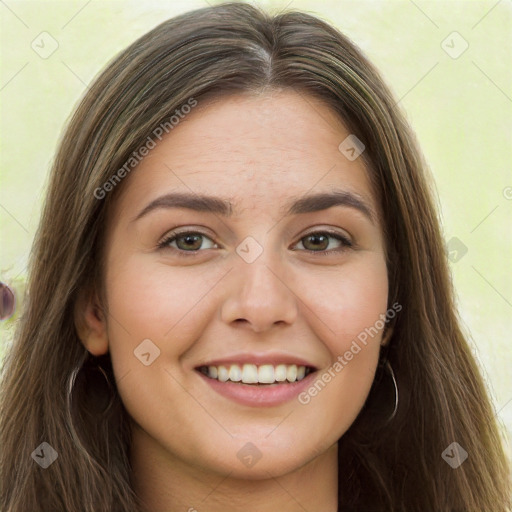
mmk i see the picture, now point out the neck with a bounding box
[130,426,339,512]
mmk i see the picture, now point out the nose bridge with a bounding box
[220,239,298,331]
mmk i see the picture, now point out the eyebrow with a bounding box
[132,189,376,224]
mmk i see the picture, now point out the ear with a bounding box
[74,285,109,356]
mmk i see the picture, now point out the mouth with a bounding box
[195,363,316,386]
[193,354,320,406]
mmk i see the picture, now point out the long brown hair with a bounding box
[1,3,510,510]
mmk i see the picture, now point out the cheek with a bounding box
[104,255,225,371]
[300,254,389,353]
[293,254,388,428]
[103,256,225,439]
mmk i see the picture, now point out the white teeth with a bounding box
[242,364,259,383]
[217,366,229,382]
[229,365,242,382]
[202,363,311,384]
[286,364,297,382]
[258,364,274,383]
[274,364,287,382]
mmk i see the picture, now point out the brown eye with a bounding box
[158,231,217,254]
[302,233,330,251]
[296,231,352,254]
[174,233,204,251]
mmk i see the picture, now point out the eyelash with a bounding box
[157,229,353,257]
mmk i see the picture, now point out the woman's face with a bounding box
[98,91,388,478]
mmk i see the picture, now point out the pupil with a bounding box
[181,234,200,250]
[307,234,327,250]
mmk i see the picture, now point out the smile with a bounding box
[197,363,314,385]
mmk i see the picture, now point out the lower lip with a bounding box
[196,370,317,407]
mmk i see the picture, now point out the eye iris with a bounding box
[168,232,343,252]
[176,234,202,251]
[304,234,329,251]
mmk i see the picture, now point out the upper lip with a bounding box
[195,353,318,370]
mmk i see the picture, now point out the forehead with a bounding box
[110,90,379,224]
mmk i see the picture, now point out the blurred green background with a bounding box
[1,0,511,458]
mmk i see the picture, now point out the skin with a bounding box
[78,91,390,512]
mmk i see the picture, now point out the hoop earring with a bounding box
[67,351,115,417]
[67,351,88,411]
[368,358,399,426]
[383,359,399,424]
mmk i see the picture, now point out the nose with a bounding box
[220,256,298,333]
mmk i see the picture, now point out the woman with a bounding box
[0,2,510,511]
